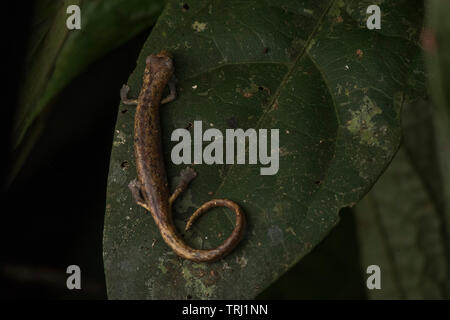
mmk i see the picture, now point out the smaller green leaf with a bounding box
[355,146,449,299]
[425,0,450,242]
[402,99,445,213]
[425,0,450,117]
[355,100,450,299]
[9,0,165,185]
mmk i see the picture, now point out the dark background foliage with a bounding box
[2,0,447,299]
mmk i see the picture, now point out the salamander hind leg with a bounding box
[128,178,150,211]
[169,167,197,207]
[120,84,138,105]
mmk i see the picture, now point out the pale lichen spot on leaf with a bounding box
[182,262,217,298]
[222,261,232,271]
[192,21,207,32]
[235,254,248,268]
[113,130,126,146]
[242,82,259,98]
[285,227,296,237]
[165,17,175,29]
[346,96,383,146]
[158,258,168,274]
[328,0,345,18]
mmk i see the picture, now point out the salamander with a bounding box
[120,50,246,262]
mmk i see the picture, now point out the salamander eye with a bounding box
[146,55,154,65]
[164,59,173,69]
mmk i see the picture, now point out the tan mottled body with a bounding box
[121,51,246,262]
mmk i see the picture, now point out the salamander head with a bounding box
[145,51,174,73]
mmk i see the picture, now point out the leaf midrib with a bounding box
[190,0,338,228]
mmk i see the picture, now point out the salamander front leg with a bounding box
[120,84,138,105]
[161,76,177,105]
[128,179,150,211]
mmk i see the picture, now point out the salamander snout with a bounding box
[146,51,174,71]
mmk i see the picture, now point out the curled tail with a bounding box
[159,167,245,262]
[187,199,246,261]
[132,167,246,262]
[160,198,246,262]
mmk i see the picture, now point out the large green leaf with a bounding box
[104,0,426,299]
[9,0,164,185]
